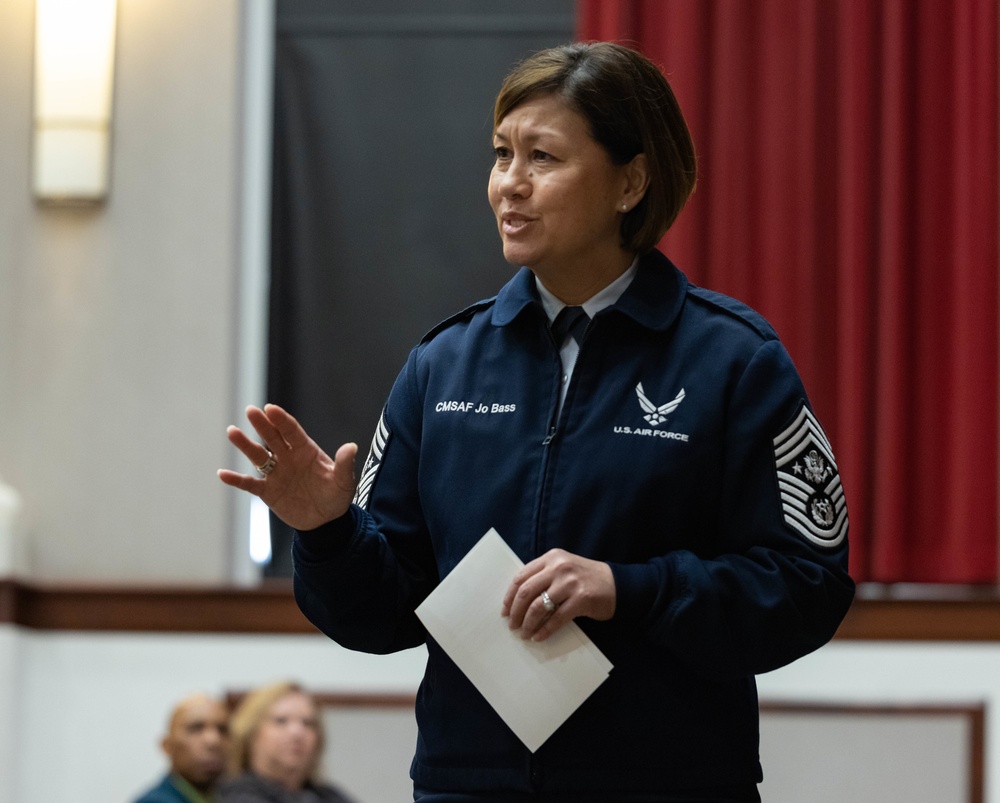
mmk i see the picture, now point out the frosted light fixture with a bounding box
[249,495,272,565]
[33,0,118,203]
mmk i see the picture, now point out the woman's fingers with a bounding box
[225,424,272,468]
[502,549,617,642]
[261,403,311,451]
[521,588,568,640]
[245,405,292,452]
[228,405,320,479]
[501,561,543,619]
[219,404,359,531]
[216,467,266,494]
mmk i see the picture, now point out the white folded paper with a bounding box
[415,528,613,752]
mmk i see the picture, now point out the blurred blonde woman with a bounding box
[219,681,354,803]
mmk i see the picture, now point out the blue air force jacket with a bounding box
[292,249,855,797]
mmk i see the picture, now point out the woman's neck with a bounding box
[532,249,635,305]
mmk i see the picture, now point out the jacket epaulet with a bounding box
[687,284,779,341]
[419,297,497,345]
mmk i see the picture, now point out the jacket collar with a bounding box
[491,249,688,333]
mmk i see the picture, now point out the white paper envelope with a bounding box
[415,528,613,752]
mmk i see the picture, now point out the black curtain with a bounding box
[266,0,575,575]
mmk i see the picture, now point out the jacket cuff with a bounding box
[608,561,666,621]
[293,506,359,561]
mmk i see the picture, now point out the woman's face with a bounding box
[249,691,320,786]
[489,94,645,295]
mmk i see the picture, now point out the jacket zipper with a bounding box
[532,338,566,556]
[534,329,587,551]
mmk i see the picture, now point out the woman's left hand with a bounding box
[501,549,616,641]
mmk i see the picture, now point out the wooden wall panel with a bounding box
[2,579,1000,640]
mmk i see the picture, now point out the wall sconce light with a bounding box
[33,0,118,204]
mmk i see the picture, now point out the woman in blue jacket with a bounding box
[220,41,854,803]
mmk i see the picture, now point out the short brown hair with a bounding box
[494,42,696,254]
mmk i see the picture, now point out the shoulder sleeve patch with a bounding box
[353,409,390,510]
[773,404,848,548]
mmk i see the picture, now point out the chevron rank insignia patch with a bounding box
[353,409,390,510]
[773,405,848,548]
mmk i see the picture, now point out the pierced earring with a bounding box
[621,203,628,211]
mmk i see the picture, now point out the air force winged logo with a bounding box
[773,405,848,548]
[636,383,686,427]
[353,409,390,510]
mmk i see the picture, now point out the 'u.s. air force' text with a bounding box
[435,401,517,414]
[613,425,689,442]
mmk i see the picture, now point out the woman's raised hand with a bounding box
[218,404,358,531]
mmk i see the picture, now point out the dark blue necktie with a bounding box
[551,306,590,346]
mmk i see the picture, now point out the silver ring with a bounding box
[540,591,557,614]
[255,449,276,477]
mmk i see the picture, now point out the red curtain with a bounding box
[578,0,998,583]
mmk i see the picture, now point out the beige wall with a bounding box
[0,0,246,581]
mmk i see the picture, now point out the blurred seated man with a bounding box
[133,693,230,803]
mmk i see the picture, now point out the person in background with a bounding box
[132,693,229,803]
[219,681,354,803]
[220,41,854,801]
